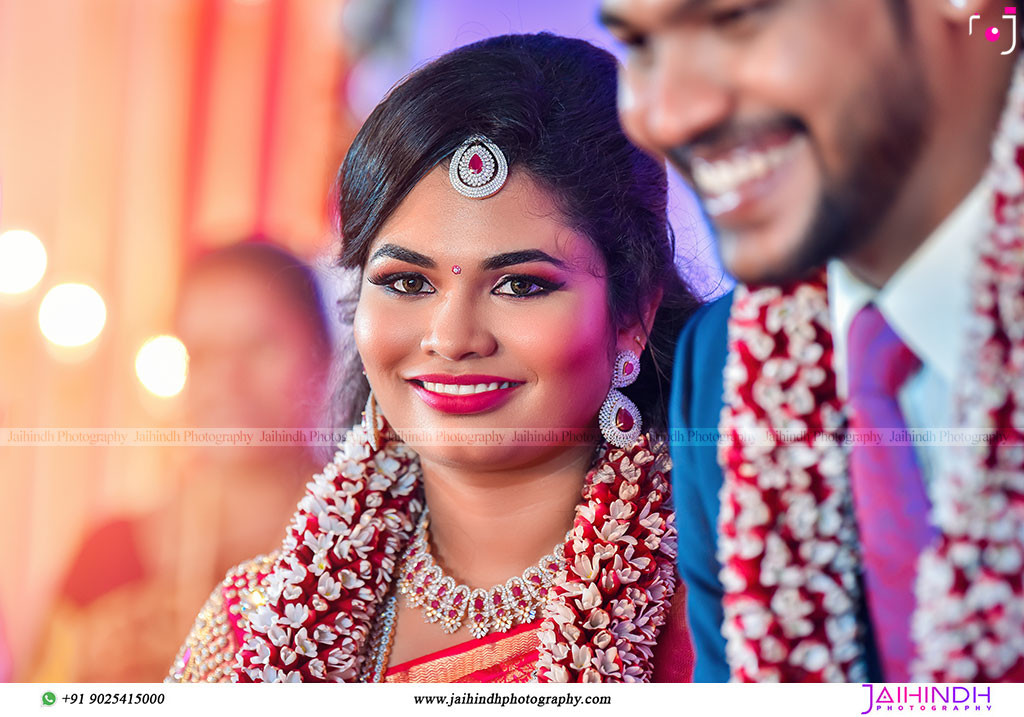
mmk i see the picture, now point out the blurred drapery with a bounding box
[0,0,353,678]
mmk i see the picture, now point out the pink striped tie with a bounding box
[846,303,937,682]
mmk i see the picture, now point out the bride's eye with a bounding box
[393,277,427,294]
[492,275,563,298]
[368,272,436,295]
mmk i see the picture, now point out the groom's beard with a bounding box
[781,75,931,284]
[665,55,932,286]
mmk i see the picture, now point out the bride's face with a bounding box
[354,166,634,470]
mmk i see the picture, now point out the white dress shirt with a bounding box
[827,180,989,486]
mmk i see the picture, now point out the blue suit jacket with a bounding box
[668,291,883,682]
[668,291,734,682]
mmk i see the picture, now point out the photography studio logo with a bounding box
[859,685,993,713]
[970,7,1018,55]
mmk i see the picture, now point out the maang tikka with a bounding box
[449,135,508,198]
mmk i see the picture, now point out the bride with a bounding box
[168,32,699,683]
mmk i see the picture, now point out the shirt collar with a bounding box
[828,179,989,397]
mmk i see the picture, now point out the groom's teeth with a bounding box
[692,139,797,198]
[421,381,515,395]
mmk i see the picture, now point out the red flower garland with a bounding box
[231,422,677,683]
[719,279,863,682]
[536,437,677,682]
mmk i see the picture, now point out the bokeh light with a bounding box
[0,229,47,294]
[135,335,189,397]
[38,283,107,347]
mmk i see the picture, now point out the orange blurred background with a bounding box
[0,0,354,681]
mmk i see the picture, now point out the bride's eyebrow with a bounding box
[481,250,566,271]
[368,245,566,272]
[368,243,435,268]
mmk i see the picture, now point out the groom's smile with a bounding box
[603,0,934,285]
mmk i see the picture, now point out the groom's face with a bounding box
[604,0,931,284]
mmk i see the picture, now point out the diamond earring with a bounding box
[599,350,642,448]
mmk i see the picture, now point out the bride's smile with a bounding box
[405,374,525,414]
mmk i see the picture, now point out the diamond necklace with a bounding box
[396,509,566,639]
[360,511,567,682]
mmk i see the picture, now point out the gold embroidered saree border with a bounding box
[384,623,542,683]
[165,553,277,683]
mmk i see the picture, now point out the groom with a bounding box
[602,0,1024,682]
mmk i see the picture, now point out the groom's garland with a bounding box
[717,59,1024,682]
[230,421,678,683]
[718,277,862,682]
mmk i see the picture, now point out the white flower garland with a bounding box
[230,420,678,683]
[911,56,1024,682]
[718,278,864,682]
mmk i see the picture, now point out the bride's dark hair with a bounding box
[331,32,699,434]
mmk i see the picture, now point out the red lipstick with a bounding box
[407,374,522,415]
